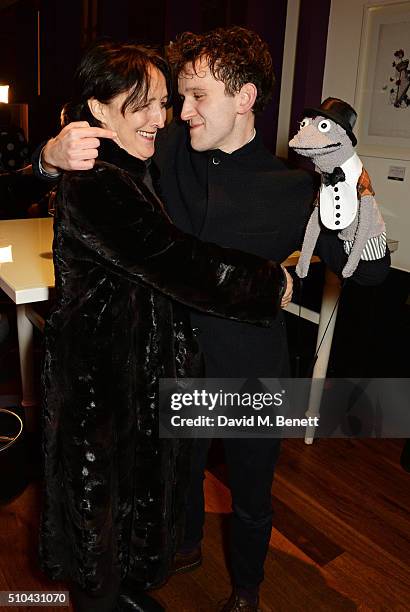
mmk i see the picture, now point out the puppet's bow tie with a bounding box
[322,167,346,187]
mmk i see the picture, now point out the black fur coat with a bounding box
[40,140,285,595]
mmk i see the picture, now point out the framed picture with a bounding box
[354,1,410,160]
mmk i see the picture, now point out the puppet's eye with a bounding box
[299,118,310,128]
[318,119,331,133]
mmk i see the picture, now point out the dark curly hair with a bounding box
[168,26,275,113]
[62,40,172,127]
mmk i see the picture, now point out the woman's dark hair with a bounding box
[62,40,171,127]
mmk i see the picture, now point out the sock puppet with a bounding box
[289,97,386,279]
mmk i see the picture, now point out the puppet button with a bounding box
[212,157,221,165]
[336,213,341,218]
[336,205,340,209]
[334,187,338,192]
[335,195,340,200]
[335,221,340,225]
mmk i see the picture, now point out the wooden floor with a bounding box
[0,438,409,611]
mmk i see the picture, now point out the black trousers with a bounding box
[183,437,281,588]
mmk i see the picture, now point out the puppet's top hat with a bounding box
[303,97,357,146]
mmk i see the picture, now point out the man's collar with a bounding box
[210,129,259,158]
[240,128,257,149]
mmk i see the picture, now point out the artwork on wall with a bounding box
[385,48,410,108]
[354,1,410,160]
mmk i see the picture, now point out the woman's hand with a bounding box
[41,122,117,173]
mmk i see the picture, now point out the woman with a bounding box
[41,41,287,611]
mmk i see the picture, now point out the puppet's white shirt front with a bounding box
[319,153,362,230]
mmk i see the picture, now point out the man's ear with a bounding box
[237,83,258,114]
[88,98,106,124]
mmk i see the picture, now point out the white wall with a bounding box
[323,0,410,272]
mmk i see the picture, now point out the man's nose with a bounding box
[180,100,195,122]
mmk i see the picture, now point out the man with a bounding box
[35,27,389,611]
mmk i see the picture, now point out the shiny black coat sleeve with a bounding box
[59,163,286,324]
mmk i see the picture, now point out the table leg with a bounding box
[16,304,38,432]
[304,268,342,444]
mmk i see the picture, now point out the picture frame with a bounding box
[354,1,410,160]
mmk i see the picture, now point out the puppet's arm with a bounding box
[341,195,382,278]
[296,205,321,278]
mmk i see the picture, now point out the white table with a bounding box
[0,218,54,431]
